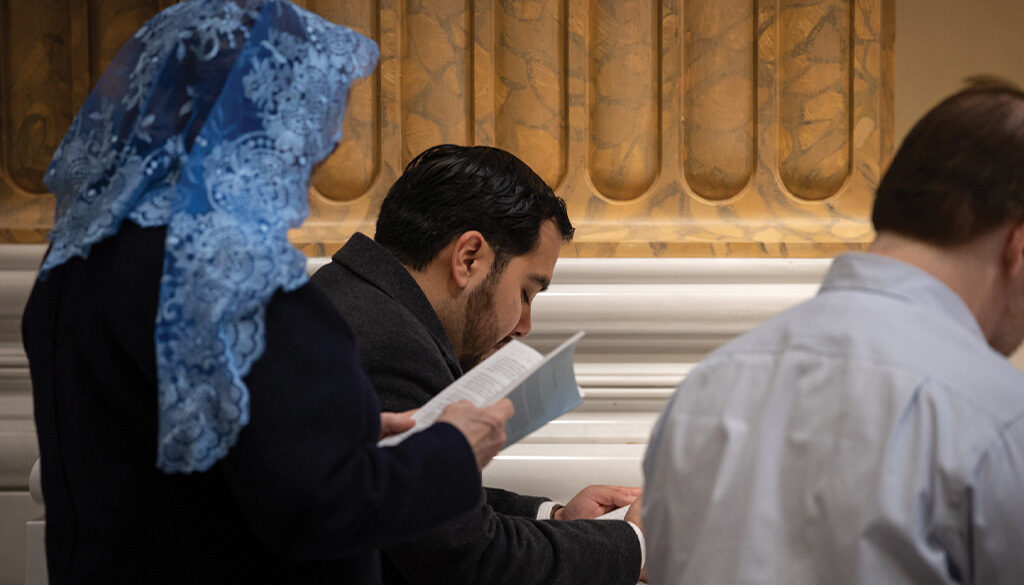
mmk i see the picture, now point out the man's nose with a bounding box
[512,305,532,338]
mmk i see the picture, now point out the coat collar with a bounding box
[333,233,463,377]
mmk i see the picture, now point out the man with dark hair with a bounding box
[644,79,1024,585]
[312,144,647,585]
[371,143,577,372]
[873,77,1024,250]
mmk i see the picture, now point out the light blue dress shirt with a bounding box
[643,252,1024,585]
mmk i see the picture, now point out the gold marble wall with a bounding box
[0,0,894,257]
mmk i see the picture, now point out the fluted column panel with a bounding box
[3,0,76,196]
[682,0,756,202]
[0,0,893,257]
[777,0,852,201]
[401,0,472,165]
[493,0,567,189]
[307,0,382,203]
[586,0,660,201]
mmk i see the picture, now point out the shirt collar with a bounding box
[820,252,986,342]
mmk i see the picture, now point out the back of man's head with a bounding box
[873,77,1024,245]
[375,145,574,273]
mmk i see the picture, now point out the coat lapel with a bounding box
[333,233,463,380]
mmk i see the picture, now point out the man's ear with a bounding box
[1002,220,1024,276]
[449,231,491,290]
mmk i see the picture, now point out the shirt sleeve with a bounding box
[536,501,560,520]
[971,417,1024,585]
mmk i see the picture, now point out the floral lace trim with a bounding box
[41,0,378,472]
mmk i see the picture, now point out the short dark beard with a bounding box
[457,269,502,371]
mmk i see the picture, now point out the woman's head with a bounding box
[42,0,378,472]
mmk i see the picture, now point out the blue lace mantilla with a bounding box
[40,0,378,472]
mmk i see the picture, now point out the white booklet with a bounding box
[379,331,586,448]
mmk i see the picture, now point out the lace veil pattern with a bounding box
[41,0,378,472]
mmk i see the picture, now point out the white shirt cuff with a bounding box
[536,500,561,520]
[626,521,646,574]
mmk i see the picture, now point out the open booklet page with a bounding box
[379,331,586,448]
[597,506,629,521]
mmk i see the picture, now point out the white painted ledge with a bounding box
[25,520,46,585]
[488,258,831,499]
[3,246,832,582]
[8,244,1024,573]
[1,247,833,500]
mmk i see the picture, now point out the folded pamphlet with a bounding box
[379,331,586,448]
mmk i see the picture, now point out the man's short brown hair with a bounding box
[873,77,1024,245]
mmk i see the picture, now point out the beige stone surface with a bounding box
[0,492,44,585]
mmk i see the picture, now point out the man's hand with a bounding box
[436,399,514,470]
[379,409,417,439]
[624,494,646,582]
[554,485,642,521]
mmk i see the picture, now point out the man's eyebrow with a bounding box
[529,274,550,292]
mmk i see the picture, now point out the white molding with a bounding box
[0,248,47,497]
[485,258,831,499]
[0,248,831,500]
[0,245,47,271]
[26,519,46,585]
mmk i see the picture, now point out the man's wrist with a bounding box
[550,503,565,520]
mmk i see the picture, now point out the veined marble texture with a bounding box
[1,0,892,256]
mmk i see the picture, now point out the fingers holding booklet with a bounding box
[378,331,587,450]
[378,409,417,439]
[555,485,643,521]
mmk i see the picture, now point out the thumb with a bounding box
[485,398,515,422]
[380,411,416,438]
[605,486,642,507]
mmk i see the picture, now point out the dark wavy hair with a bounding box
[374,145,574,273]
[873,76,1024,245]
